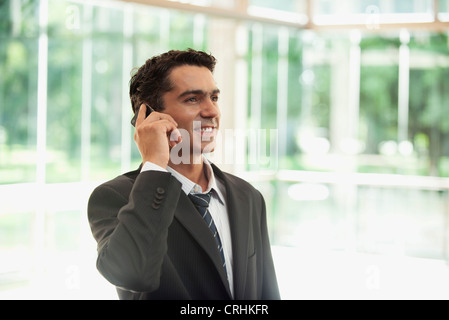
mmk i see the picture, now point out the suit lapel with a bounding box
[170,164,251,299]
[212,165,250,300]
[174,192,232,297]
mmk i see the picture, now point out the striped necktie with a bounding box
[188,191,228,276]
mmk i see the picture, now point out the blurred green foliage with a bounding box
[1,0,449,185]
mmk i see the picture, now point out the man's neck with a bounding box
[168,157,208,192]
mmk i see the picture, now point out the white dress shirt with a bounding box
[141,157,234,297]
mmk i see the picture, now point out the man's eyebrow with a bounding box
[178,89,220,98]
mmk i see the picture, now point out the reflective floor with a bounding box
[274,246,449,300]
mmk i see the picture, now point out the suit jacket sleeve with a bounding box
[87,170,182,292]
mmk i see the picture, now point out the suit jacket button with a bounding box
[156,187,165,195]
[152,203,161,210]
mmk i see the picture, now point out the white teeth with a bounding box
[201,127,213,133]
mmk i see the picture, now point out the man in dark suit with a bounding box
[88,49,280,300]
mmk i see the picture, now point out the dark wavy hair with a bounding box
[129,49,217,113]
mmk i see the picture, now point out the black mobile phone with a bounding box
[131,104,154,127]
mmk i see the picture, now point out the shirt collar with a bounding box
[166,156,225,204]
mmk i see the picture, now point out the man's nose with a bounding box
[200,98,220,118]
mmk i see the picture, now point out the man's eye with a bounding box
[211,96,219,102]
[186,97,198,103]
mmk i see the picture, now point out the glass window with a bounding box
[249,0,305,13]
[439,0,449,21]
[248,0,308,24]
[46,9,84,182]
[0,0,209,295]
[0,211,34,278]
[0,1,39,185]
[409,34,449,177]
[88,7,126,181]
[313,0,434,25]
[271,181,346,250]
[358,37,400,173]
[315,0,433,14]
[1,0,449,299]
[167,0,213,6]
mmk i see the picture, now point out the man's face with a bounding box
[162,65,221,155]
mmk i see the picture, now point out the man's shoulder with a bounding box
[92,166,179,196]
[90,168,140,198]
[212,164,262,196]
[221,170,253,188]
[109,167,139,185]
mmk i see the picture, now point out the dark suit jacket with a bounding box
[87,163,280,300]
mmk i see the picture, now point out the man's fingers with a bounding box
[133,106,181,155]
[169,128,182,147]
[147,111,178,127]
[135,103,147,127]
[134,104,179,131]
